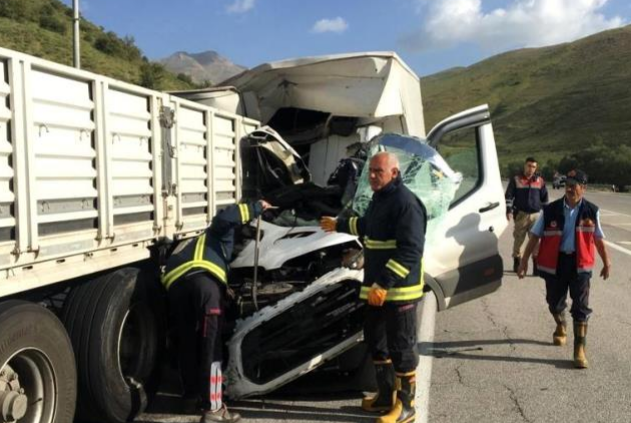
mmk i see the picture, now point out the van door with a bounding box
[424,105,507,309]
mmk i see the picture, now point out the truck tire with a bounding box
[61,267,166,423]
[0,300,77,423]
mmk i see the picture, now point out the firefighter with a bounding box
[320,152,426,423]
[517,170,611,368]
[162,200,272,423]
[505,157,549,274]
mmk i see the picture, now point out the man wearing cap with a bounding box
[517,170,611,368]
[505,157,549,274]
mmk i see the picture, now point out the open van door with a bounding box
[424,105,507,309]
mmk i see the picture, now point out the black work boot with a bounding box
[200,405,241,423]
[573,321,588,369]
[377,371,416,423]
[513,257,520,273]
[552,313,567,346]
[362,360,396,412]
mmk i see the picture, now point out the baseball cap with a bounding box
[565,169,588,185]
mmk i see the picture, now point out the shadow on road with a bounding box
[140,391,375,422]
[228,398,377,422]
[418,340,574,369]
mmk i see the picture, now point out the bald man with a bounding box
[321,152,427,423]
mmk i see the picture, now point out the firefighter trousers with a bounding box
[364,302,419,373]
[168,272,225,411]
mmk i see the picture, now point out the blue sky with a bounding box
[61,0,630,76]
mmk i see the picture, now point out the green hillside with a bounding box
[421,25,631,183]
[0,0,195,90]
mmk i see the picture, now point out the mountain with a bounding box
[160,50,246,85]
[0,0,194,91]
[421,25,631,168]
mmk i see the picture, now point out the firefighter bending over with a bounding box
[162,200,272,423]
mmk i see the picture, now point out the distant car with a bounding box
[553,175,566,189]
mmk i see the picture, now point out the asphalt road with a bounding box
[428,188,631,423]
[137,189,631,423]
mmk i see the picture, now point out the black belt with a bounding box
[559,251,576,256]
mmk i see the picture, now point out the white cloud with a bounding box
[226,0,257,14]
[402,0,626,52]
[312,17,349,34]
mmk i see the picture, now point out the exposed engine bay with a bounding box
[220,127,461,398]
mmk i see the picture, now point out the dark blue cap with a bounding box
[566,169,588,185]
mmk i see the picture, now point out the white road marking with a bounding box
[601,208,631,219]
[620,241,631,245]
[416,291,437,423]
[604,240,631,257]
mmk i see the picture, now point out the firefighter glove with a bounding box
[367,284,388,307]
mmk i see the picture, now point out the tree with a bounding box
[139,62,166,89]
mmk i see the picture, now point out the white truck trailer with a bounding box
[0,48,507,423]
[0,46,258,423]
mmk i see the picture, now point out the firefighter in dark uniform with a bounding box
[321,152,426,423]
[162,200,271,423]
[518,170,611,368]
[505,157,548,273]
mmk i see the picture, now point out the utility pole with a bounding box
[73,0,80,68]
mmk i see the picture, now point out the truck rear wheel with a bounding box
[61,267,165,423]
[0,300,77,423]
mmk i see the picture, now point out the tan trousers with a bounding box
[512,211,539,258]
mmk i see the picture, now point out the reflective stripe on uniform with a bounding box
[543,230,562,236]
[161,234,227,289]
[577,226,595,233]
[386,259,410,278]
[359,283,424,302]
[349,217,359,236]
[364,237,397,249]
[238,203,250,224]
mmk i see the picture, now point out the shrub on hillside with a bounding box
[0,0,33,21]
[39,13,66,34]
[140,62,166,89]
[94,31,142,61]
[177,73,194,85]
[558,143,631,190]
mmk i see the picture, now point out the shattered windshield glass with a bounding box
[351,133,462,244]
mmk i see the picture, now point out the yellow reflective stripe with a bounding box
[161,259,228,290]
[364,238,397,249]
[194,234,206,261]
[239,203,250,224]
[386,259,410,278]
[359,284,424,301]
[349,217,358,236]
[162,262,196,290]
[191,260,227,283]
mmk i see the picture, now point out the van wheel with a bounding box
[0,300,76,423]
[61,268,166,423]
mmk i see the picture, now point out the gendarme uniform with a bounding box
[531,191,604,369]
[505,172,548,271]
[336,176,426,422]
[162,202,262,421]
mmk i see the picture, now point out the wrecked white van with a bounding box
[176,52,509,398]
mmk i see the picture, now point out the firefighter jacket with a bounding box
[336,177,427,303]
[505,173,548,215]
[536,198,598,275]
[161,202,263,290]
